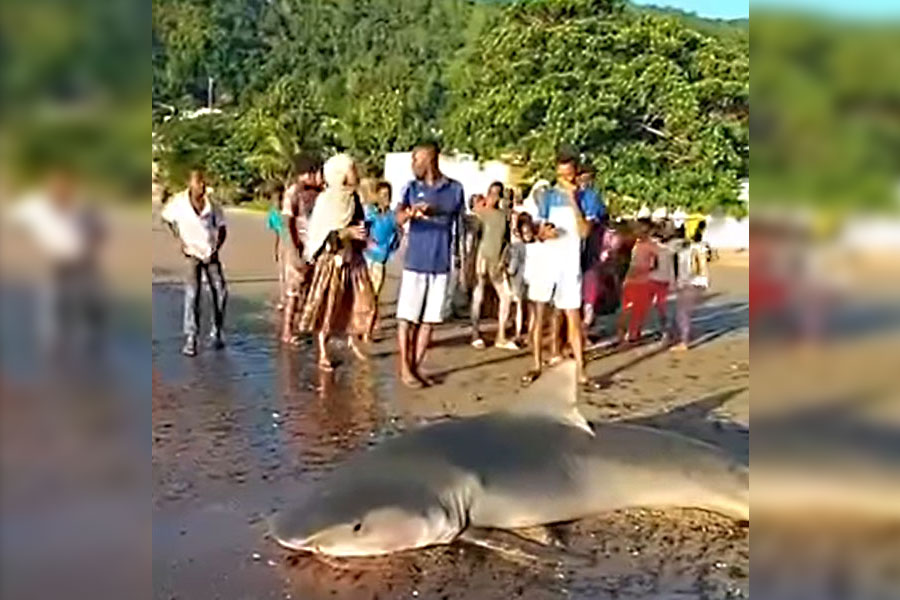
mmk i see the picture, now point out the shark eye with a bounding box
[352,522,362,533]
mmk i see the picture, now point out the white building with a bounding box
[383,152,513,211]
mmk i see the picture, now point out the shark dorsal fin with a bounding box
[505,360,594,436]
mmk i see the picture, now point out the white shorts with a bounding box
[527,271,582,310]
[397,270,448,324]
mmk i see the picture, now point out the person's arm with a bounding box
[452,187,464,269]
[395,183,415,226]
[339,196,367,241]
[563,184,590,239]
[286,190,304,253]
[216,225,227,251]
[212,205,227,257]
[160,199,181,239]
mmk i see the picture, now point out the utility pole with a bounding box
[207,76,215,110]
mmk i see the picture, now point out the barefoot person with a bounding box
[523,155,590,385]
[280,156,323,344]
[395,142,464,388]
[615,219,658,345]
[297,154,375,370]
[363,181,400,341]
[161,168,228,357]
[671,226,710,351]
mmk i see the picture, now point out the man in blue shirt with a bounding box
[395,142,465,388]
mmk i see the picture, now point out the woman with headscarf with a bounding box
[298,154,375,370]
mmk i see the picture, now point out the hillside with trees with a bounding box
[152,0,749,214]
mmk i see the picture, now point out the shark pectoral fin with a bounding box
[507,360,594,436]
[457,527,593,568]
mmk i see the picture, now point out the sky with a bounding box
[631,0,748,20]
[632,0,900,20]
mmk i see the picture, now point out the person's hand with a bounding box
[559,180,579,205]
[537,223,557,241]
[412,202,431,218]
[345,224,367,241]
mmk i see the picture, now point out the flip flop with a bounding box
[495,340,521,351]
[521,369,541,386]
[471,338,486,349]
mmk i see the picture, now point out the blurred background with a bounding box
[751,2,900,599]
[0,0,898,598]
[0,0,149,598]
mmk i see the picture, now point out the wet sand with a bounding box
[152,208,750,600]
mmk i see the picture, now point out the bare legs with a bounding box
[523,301,547,384]
[564,308,586,384]
[415,324,434,384]
[514,300,524,342]
[524,303,585,385]
[470,275,517,349]
[316,330,333,371]
[470,274,486,346]
[495,284,515,348]
[398,320,433,387]
[281,294,298,343]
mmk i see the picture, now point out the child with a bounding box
[506,212,530,343]
[470,189,518,350]
[671,227,710,351]
[647,223,677,341]
[520,212,546,349]
[615,219,658,345]
[363,182,399,340]
[266,184,287,310]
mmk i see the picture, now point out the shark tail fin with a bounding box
[507,360,593,436]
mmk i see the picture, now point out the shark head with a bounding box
[269,469,460,557]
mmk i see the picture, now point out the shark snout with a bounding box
[268,512,318,552]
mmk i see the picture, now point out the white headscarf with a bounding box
[305,153,357,261]
[523,179,551,219]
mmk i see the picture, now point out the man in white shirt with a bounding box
[523,155,590,386]
[9,170,105,353]
[161,169,228,356]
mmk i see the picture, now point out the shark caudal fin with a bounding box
[506,360,593,436]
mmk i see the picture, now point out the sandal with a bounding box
[521,369,541,386]
[471,338,486,350]
[495,340,521,351]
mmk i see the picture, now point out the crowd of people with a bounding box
[161,142,712,387]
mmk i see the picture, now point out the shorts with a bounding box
[527,271,582,310]
[366,258,386,297]
[397,270,448,324]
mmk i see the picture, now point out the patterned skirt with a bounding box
[298,247,376,337]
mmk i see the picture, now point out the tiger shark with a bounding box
[270,361,748,557]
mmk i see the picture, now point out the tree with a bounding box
[442,0,749,214]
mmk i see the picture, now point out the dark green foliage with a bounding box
[153,0,749,213]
